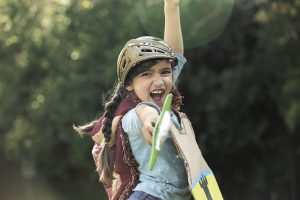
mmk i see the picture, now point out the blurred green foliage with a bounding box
[0,0,299,199]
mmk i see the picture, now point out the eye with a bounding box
[162,69,172,75]
[140,72,151,77]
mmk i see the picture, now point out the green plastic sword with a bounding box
[148,93,173,171]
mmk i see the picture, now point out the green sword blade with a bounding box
[148,93,173,171]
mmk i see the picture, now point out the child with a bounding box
[74,0,223,199]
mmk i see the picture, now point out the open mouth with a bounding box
[150,90,165,102]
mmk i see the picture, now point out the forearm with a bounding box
[164,1,184,54]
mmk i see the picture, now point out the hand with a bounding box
[136,104,159,145]
[142,115,158,145]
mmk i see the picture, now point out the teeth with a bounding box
[151,90,163,94]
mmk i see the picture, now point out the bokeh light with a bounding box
[135,0,235,49]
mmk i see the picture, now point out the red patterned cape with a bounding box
[89,98,139,200]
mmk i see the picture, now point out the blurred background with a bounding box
[0,0,299,199]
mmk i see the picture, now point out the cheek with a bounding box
[165,77,173,87]
[132,80,149,94]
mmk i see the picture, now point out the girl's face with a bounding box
[126,59,173,108]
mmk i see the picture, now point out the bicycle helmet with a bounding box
[117,36,177,84]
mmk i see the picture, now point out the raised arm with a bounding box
[164,0,183,54]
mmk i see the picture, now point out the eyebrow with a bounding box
[161,66,172,70]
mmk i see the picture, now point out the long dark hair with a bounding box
[74,82,127,181]
[73,58,183,181]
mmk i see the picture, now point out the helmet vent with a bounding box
[155,49,165,54]
[141,48,153,53]
[121,60,127,70]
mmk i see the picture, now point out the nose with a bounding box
[153,74,164,87]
